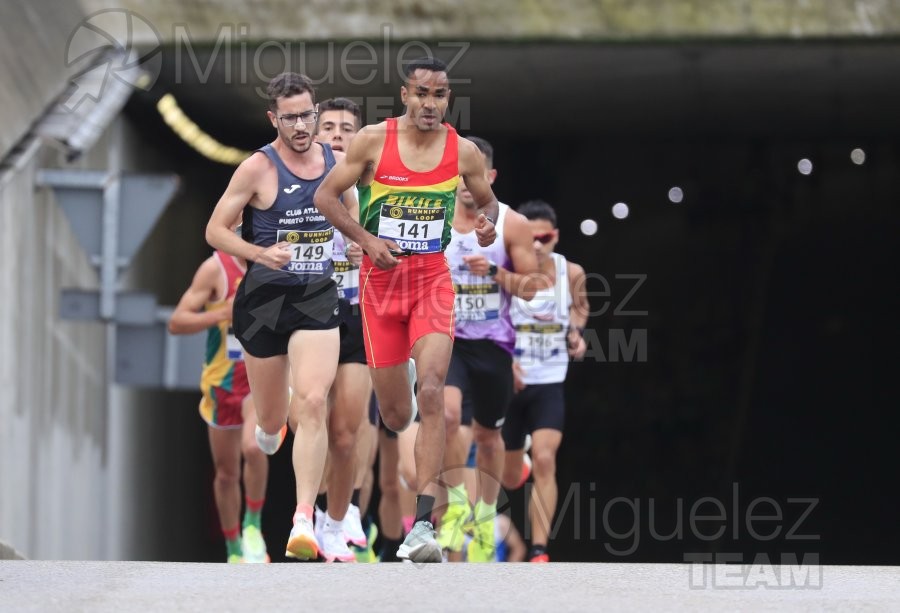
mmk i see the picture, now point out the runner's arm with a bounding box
[496,210,550,300]
[315,128,378,249]
[459,138,499,223]
[567,261,590,358]
[459,139,499,247]
[315,127,401,269]
[205,154,269,262]
[168,258,230,335]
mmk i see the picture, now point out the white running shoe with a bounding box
[320,514,357,563]
[255,424,287,455]
[285,513,319,560]
[342,504,368,548]
[314,506,325,545]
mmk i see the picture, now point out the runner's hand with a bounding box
[513,361,527,393]
[475,214,497,247]
[255,242,292,270]
[346,242,364,266]
[567,329,587,359]
[218,296,235,323]
[363,237,401,270]
[462,254,490,276]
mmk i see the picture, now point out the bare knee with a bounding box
[416,375,443,419]
[241,440,266,465]
[380,404,410,432]
[214,465,240,489]
[532,447,557,480]
[329,425,357,460]
[293,389,329,428]
[296,388,329,410]
[444,407,461,438]
[501,454,524,489]
[473,427,504,456]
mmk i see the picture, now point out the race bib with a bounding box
[377,204,444,253]
[276,228,334,275]
[514,323,566,362]
[332,259,359,301]
[454,282,501,321]
[226,328,244,362]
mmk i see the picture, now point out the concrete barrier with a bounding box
[0,540,25,560]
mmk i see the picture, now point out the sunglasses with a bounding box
[533,232,556,244]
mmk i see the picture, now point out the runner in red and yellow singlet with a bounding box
[356,116,460,368]
[169,250,273,564]
[315,57,500,563]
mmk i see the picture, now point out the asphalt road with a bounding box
[1,561,898,611]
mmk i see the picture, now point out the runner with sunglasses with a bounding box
[500,199,589,563]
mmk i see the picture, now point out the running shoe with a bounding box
[241,525,270,563]
[397,520,442,563]
[285,513,319,560]
[467,503,496,563]
[514,453,533,489]
[320,515,357,563]
[342,503,367,548]
[436,501,471,552]
[255,424,288,455]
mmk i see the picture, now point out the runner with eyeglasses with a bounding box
[206,72,359,561]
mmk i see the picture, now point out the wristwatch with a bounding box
[487,262,498,277]
[484,215,495,225]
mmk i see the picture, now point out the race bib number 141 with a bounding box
[378,204,444,253]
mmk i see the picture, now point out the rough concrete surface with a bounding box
[1,561,898,612]
[76,0,900,43]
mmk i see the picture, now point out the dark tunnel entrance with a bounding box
[122,41,900,563]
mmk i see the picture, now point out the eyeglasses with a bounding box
[533,232,555,244]
[278,111,318,127]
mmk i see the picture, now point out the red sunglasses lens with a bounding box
[534,233,554,244]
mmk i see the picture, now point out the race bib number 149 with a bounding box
[276,228,334,275]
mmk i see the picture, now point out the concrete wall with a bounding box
[0,115,199,561]
[0,138,108,559]
[0,1,86,158]
[78,0,900,42]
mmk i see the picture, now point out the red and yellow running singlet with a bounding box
[199,251,250,428]
[358,118,459,253]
